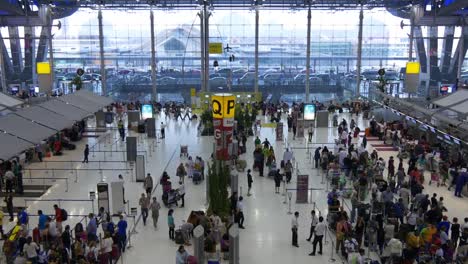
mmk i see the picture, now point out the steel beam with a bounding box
[449,25,468,78]
[8,26,23,73]
[305,5,311,103]
[414,26,427,74]
[0,32,7,93]
[457,24,465,86]
[98,7,106,96]
[150,9,157,101]
[356,5,363,98]
[254,7,259,93]
[439,26,455,77]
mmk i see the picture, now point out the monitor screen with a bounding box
[453,138,460,145]
[141,104,153,119]
[405,116,411,121]
[303,104,316,121]
[430,127,436,133]
[444,134,451,140]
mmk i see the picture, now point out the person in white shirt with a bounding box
[309,216,326,255]
[101,233,113,260]
[236,196,245,229]
[48,219,58,240]
[178,181,185,208]
[306,210,319,241]
[291,211,299,247]
[23,236,39,263]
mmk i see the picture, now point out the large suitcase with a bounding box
[187,256,198,264]
[193,172,202,184]
[175,229,185,244]
[111,245,120,260]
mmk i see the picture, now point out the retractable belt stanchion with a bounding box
[287,192,293,214]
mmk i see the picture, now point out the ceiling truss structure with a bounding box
[31,0,416,10]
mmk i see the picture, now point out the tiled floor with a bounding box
[2,111,467,263]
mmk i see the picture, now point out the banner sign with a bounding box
[296,175,309,203]
[212,94,236,160]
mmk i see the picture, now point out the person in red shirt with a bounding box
[54,204,63,233]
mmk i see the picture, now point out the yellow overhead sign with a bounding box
[190,88,196,97]
[212,93,236,119]
[208,43,223,54]
[37,62,51,74]
[406,62,420,74]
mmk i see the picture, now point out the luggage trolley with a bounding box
[180,145,188,158]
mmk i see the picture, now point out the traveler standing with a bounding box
[4,194,13,221]
[118,120,125,141]
[82,144,89,163]
[291,211,299,247]
[178,181,185,208]
[23,236,39,263]
[247,169,253,196]
[150,197,161,229]
[35,144,43,162]
[5,168,14,193]
[86,213,97,241]
[168,209,175,240]
[144,173,153,197]
[117,215,127,252]
[160,122,166,139]
[237,196,245,229]
[274,169,282,193]
[306,210,318,242]
[139,193,150,226]
[314,147,322,169]
[176,163,187,183]
[309,216,326,255]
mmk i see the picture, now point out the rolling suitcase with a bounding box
[111,245,120,260]
[175,229,185,244]
[187,256,198,264]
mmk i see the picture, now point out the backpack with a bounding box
[61,209,68,221]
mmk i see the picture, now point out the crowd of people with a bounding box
[2,203,128,264]
[299,113,468,263]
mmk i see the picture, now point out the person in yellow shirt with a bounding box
[420,224,437,244]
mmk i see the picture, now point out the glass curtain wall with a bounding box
[1,7,463,101]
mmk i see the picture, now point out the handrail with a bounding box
[23,198,95,214]
[22,176,69,192]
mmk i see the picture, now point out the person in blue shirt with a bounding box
[117,215,128,252]
[18,208,28,225]
[86,213,97,241]
[38,210,47,237]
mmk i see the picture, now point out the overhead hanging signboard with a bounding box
[209,43,223,54]
[404,61,420,94]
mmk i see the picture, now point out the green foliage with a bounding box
[207,160,231,218]
[70,76,83,90]
[200,109,214,136]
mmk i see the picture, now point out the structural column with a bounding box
[47,6,55,92]
[98,7,107,96]
[150,10,157,101]
[356,4,364,97]
[457,23,465,85]
[408,7,415,61]
[254,8,259,93]
[199,10,205,92]
[305,4,311,103]
[204,5,210,92]
[0,36,6,93]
